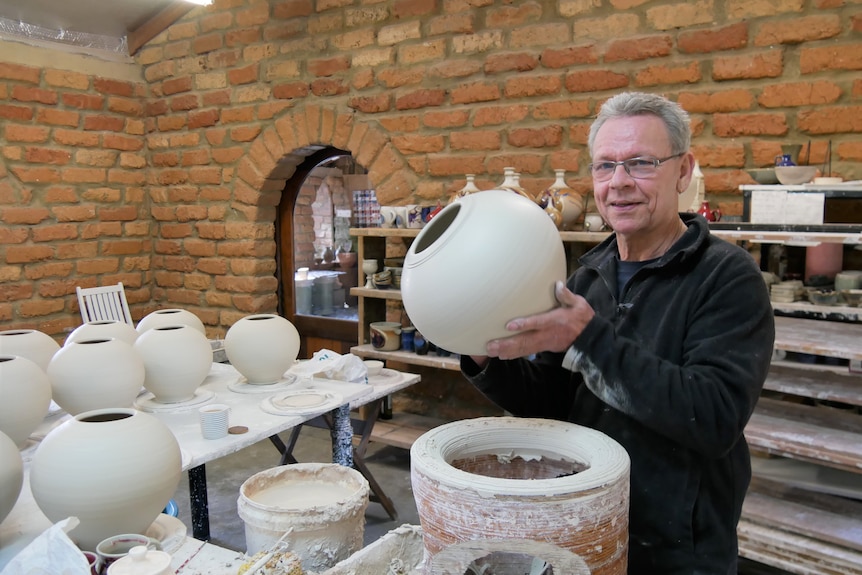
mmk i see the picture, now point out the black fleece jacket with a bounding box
[462,213,775,575]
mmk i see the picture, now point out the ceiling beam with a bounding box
[127,1,194,56]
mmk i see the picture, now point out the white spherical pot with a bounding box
[224,314,300,384]
[0,329,60,372]
[47,338,145,415]
[66,320,139,346]
[136,308,206,336]
[411,417,630,574]
[30,408,182,551]
[134,324,212,403]
[401,190,567,356]
[0,431,23,524]
[0,355,52,447]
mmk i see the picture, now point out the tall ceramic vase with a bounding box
[0,329,60,372]
[136,308,206,335]
[0,431,23,524]
[47,338,145,415]
[0,355,52,447]
[224,314,300,384]
[29,408,182,551]
[400,189,567,356]
[65,320,139,346]
[134,324,212,403]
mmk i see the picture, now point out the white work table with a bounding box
[0,362,421,569]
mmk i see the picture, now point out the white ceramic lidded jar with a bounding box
[30,408,182,551]
[134,324,212,403]
[224,314,301,384]
[0,329,60,372]
[136,308,206,336]
[0,355,52,448]
[400,189,567,356]
[0,431,23,525]
[47,338,145,415]
[107,545,174,575]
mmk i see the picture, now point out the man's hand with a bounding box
[484,281,593,360]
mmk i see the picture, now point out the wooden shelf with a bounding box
[351,344,461,371]
[773,301,862,323]
[745,398,862,474]
[774,316,862,360]
[350,287,403,300]
[765,364,862,407]
[368,412,449,450]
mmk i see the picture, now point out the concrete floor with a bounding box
[170,425,790,575]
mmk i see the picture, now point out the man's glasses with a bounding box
[588,153,684,181]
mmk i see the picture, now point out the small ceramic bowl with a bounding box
[807,289,838,306]
[840,289,862,307]
[363,360,384,376]
[746,168,779,185]
[775,166,817,185]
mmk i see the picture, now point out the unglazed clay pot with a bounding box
[411,417,630,575]
[133,324,212,403]
[0,431,23,524]
[47,338,145,415]
[136,309,206,336]
[224,314,300,384]
[0,355,52,447]
[65,320,139,346]
[400,190,567,356]
[29,408,182,551]
[0,329,60,372]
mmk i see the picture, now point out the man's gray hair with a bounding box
[588,92,691,156]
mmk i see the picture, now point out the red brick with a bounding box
[348,94,391,114]
[231,126,262,142]
[423,110,471,128]
[61,167,106,183]
[504,75,562,98]
[484,53,539,75]
[713,50,783,80]
[758,81,842,108]
[0,63,40,83]
[507,126,563,148]
[93,78,135,97]
[5,125,49,143]
[378,68,425,88]
[450,130,502,151]
[62,93,104,110]
[32,224,78,242]
[229,64,259,85]
[194,34,223,55]
[565,69,629,93]
[53,129,99,147]
[798,106,862,134]
[604,35,673,62]
[800,44,862,73]
[308,56,350,77]
[713,113,788,136]
[272,0,313,19]
[171,94,200,112]
[395,89,446,111]
[36,109,79,127]
[11,86,58,105]
[540,45,599,68]
[533,100,592,120]
[473,105,530,127]
[392,134,446,154]
[103,134,143,151]
[2,207,51,224]
[635,62,702,87]
[691,143,745,168]
[226,28,261,47]
[428,60,483,79]
[273,82,309,99]
[25,147,71,165]
[754,14,841,46]
[4,245,55,264]
[84,116,125,132]
[0,105,33,121]
[678,89,754,113]
[310,78,349,97]
[679,23,748,54]
[447,82,500,105]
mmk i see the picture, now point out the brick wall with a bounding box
[1,0,861,340]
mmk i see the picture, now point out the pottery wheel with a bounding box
[134,388,215,412]
[260,390,343,416]
[228,374,298,394]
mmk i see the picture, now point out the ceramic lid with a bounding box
[107,546,173,575]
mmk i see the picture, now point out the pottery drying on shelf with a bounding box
[400,189,567,356]
[224,314,300,384]
[65,319,139,346]
[0,431,23,524]
[0,328,60,372]
[0,354,52,447]
[47,338,145,415]
[411,417,630,575]
[29,408,182,551]
[136,308,206,336]
[134,324,212,403]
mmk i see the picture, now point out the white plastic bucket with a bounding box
[237,463,370,572]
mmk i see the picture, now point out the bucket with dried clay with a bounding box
[411,417,631,575]
[237,463,370,573]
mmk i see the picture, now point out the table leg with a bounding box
[188,464,210,541]
[330,403,353,467]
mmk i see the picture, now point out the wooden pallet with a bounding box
[368,412,448,450]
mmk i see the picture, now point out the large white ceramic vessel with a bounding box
[400,189,567,356]
[134,324,212,402]
[224,314,300,384]
[65,320,139,346]
[0,329,60,372]
[136,308,206,335]
[29,408,182,551]
[47,338,145,415]
[0,431,23,524]
[0,355,52,447]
